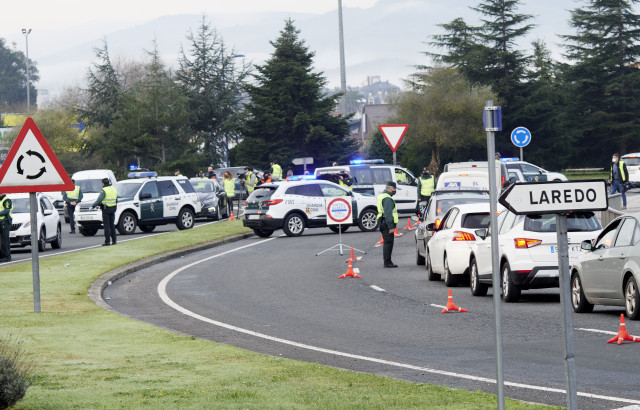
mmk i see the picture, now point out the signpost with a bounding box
[0,118,74,313]
[499,179,608,410]
[316,197,365,257]
[510,127,531,161]
[378,124,408,165]
[292,156,314,173]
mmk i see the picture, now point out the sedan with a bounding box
[189,178,229,220]
[571,214,640,319]
[9,193,62,251]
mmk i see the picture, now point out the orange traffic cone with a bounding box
[338,259,361,279]
[606,314,640,344]
[374,234,384,247]
[228,208,236,221]
[394,227,403,237]
[441,289,468,313]
[345,247,362,263]
[402,218,415,231]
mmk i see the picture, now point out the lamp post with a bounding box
[338,0,347,115]
[224,53,245,167]
[22,28,32,113]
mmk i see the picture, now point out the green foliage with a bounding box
[0,334,31,408]
[0,38,39,111]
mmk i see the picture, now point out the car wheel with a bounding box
[139,225,156,233]
[51,224,62,249]
[624,276,640,320]
[444,255,459,287]
[117,211,138,235]
[329,225,349,233]
[283,213,305,237]
[571,272,593,313]
[470,258,488,296]
[176,208,195,230]
[501,261,520,303]
[357,208,379,232]
[38,227,46,252]
[426,250,440,281]
[415,239,425,266]
[253,229,274,238]
[215,204,223,221]
[78,226,98,236]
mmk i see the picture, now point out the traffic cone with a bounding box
[228,208,236,221]
[394,227,404,237]
[374,234,384,247]
[441,289,468,313]
[402,218,415,231]
[345,247,362,263]
[606,314,640,344]
[338,259,361,279]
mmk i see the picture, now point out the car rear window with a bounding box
[435,197,489,216]
[623,157,640,166]
[248,187,276,201]
[461,213,491,229]
[524,212,601,232]
[176,179,195,193]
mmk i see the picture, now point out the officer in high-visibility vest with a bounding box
[91,178,118,246]
[223,171,236,216]
[377,181,398,268]
[610,153,629,210]
[244,167,257,193]
[338,170,353,191]
[270,161,282,181]
[62,179,83,234]
[0,193,13,262]
[417,168,435,203]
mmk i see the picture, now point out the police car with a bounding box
[74,172,201,236]
[500,158,567,182]
[242,180,379,237]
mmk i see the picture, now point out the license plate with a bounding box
[248,215,260,220]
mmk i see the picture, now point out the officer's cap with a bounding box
[386,181,397,188]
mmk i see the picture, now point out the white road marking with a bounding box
[577,328,618,336]
[156,239,640,406]
[430,303,447,310]
[370,285,385,292]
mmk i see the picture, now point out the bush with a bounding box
[0,335,31,409]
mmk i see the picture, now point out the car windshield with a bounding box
[524,212,601,232]
[114,182,143,198]
[435,196,489,216]
[190,179,217,193]
[76,179,104,193]
[11,198,31,213]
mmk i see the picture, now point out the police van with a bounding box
[314,160,418,214]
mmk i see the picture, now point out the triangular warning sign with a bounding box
[0,117,74,193]
[378,124,408,152]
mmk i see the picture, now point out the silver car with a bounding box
[571,214,640,319]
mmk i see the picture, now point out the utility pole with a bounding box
[22,28,32,113]
[338,0,347,115]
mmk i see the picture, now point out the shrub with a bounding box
[0,335,31,409]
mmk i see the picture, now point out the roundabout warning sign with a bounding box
[326,197,352,225]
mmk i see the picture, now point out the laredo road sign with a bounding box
[0,117,74,193]
[378,124,408,152]
[499,179,608,215]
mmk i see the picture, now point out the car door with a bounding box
[158,180,180,219]
[40,196,58,239]
[139,181,163,221]
[429,207,459,274]
[520,163,548,182]
[294,183,325,227]
[394,167,417,213]
[476,210,512,280]
[603,218,637,300]
[580,219,622,299]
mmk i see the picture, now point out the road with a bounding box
[104,212,640,409]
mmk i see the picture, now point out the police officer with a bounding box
[174,169,183,177]
[417,168,435,202]
[610,153,629,210]
[91,178,118,246]
[207,166,216,179]
[62,179,83,234]
[270,161,282,181]
[244,167,258,193]
[258,171,272,186]
[377,181,398,268]
[223,171,236,215]
[338,170,354,191]
[0,193,13,262]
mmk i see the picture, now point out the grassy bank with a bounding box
[2,220,553,408]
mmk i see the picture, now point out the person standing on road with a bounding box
[244,167,258,194]
[270,161,282,181]
[223,171,236,216]
[207,166,216,179]
[417,168,435,203]
[610,153,629,210]
[377,181,398,268]
[62,179,83,234]
[0,193,13,262]
[174,169,183,177]
[258,171,272,186]
[338,170,354,191]
[91,178,118,246]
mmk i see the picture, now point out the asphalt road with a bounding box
[104,213,640,409]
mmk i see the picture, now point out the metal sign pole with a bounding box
[556,214,578,409]
[520,147,523,161]
[392,151,396,166]
[485,100,505,410]
[30,192,41,313]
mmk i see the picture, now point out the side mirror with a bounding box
[581,240,593,251]
[140,193,152,200]
[43,209,53,216]
[475,228,488,240]
[426,222,436,231]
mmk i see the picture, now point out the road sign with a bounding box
[482,106,502,132]
[0,117,74,193]
[326,197,352,225]
[499,179,608,215]
[511,127,531,148]
[292,157,314,165]
[378,124,408,152]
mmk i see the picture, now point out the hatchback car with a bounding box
[189,178,229,220]
[242,180,379,237]
[9,193,62,251]
[571,214,640,319]
[423,203,491,286]
[468,210,602,302]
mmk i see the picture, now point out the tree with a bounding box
[83,40,123,129]
[0,38,39,111]
[234,19,358,170]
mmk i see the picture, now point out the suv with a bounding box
[314,160,418,214]
[621,153,640,188]
[74,173,201,236]
[500,159,567,182]
[242,180,379,237]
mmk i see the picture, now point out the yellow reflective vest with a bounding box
[376,192,398,223]
[271,164,282,181]
[66,185,80,200]
[0,196,13,221]
[419,176,435,196]
[224,178,236,198]
[101,186,117,208]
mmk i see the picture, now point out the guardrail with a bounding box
[596,193,624,226]
[562,168,604,173]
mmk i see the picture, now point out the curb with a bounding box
[88,231,255,314]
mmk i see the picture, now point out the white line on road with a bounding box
[156,240,640,406]
[370,285,385,292]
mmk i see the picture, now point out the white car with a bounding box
[75,173,201,236]
[242,180,379,237]
[425,203,491,286]
[468,210,602,302]
[501,159,568,182]
[9,193,62,251]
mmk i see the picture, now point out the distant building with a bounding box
[361,76,399,105]
[357,104,396,145]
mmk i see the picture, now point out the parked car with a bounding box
[442,161,508,191]
[621,153,640,188]
[189,178,229,220]
[423,203,492,286]
[500,159,567,182]
[57,169,118,223]
[468,210,602,302]
[571,214,640,319]
[9,193,62,251]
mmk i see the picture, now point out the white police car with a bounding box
[242,179,379,237]
[74,172,202,236]
[500,158,567,182]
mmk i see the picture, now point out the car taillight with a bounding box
[264,199,283,206]
[514,238,542,248]
[435,219,441,229]
[244,201,248,207]
[501,176,505,186]
[452,231,476,241]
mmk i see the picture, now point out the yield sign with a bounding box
[378,124,408,152]
[0,117,74,193]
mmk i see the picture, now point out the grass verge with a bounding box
[2,220,555,409]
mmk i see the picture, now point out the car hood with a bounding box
[11,212,41,224]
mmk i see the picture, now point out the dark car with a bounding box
[189,178,229,220]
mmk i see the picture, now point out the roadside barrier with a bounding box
[606,314,640,344]
[345,247,362,263]
[441,289,468,313]
[338,259,361,279]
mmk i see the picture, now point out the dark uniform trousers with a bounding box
[0,218,11,260]
[102,206,117,244]
[67,203,77,232]
[380,218,395,265]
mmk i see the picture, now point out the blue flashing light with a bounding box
[500,157,520,162]
[128,171,158,179]
[129,164,137,170]
[303,174,316,180]
[349,159,384,165]
[350,159,363,165]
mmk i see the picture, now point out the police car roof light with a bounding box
[349,159,384,165]
[128,171,157,179]
[500,157,520,162]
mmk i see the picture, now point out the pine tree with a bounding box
[234,19,358,170]
[0,37,39,111]
[84,40,122,129]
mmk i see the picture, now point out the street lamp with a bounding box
[224,54,245,167]
[22,28,32,113]
[338,0,347,115]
